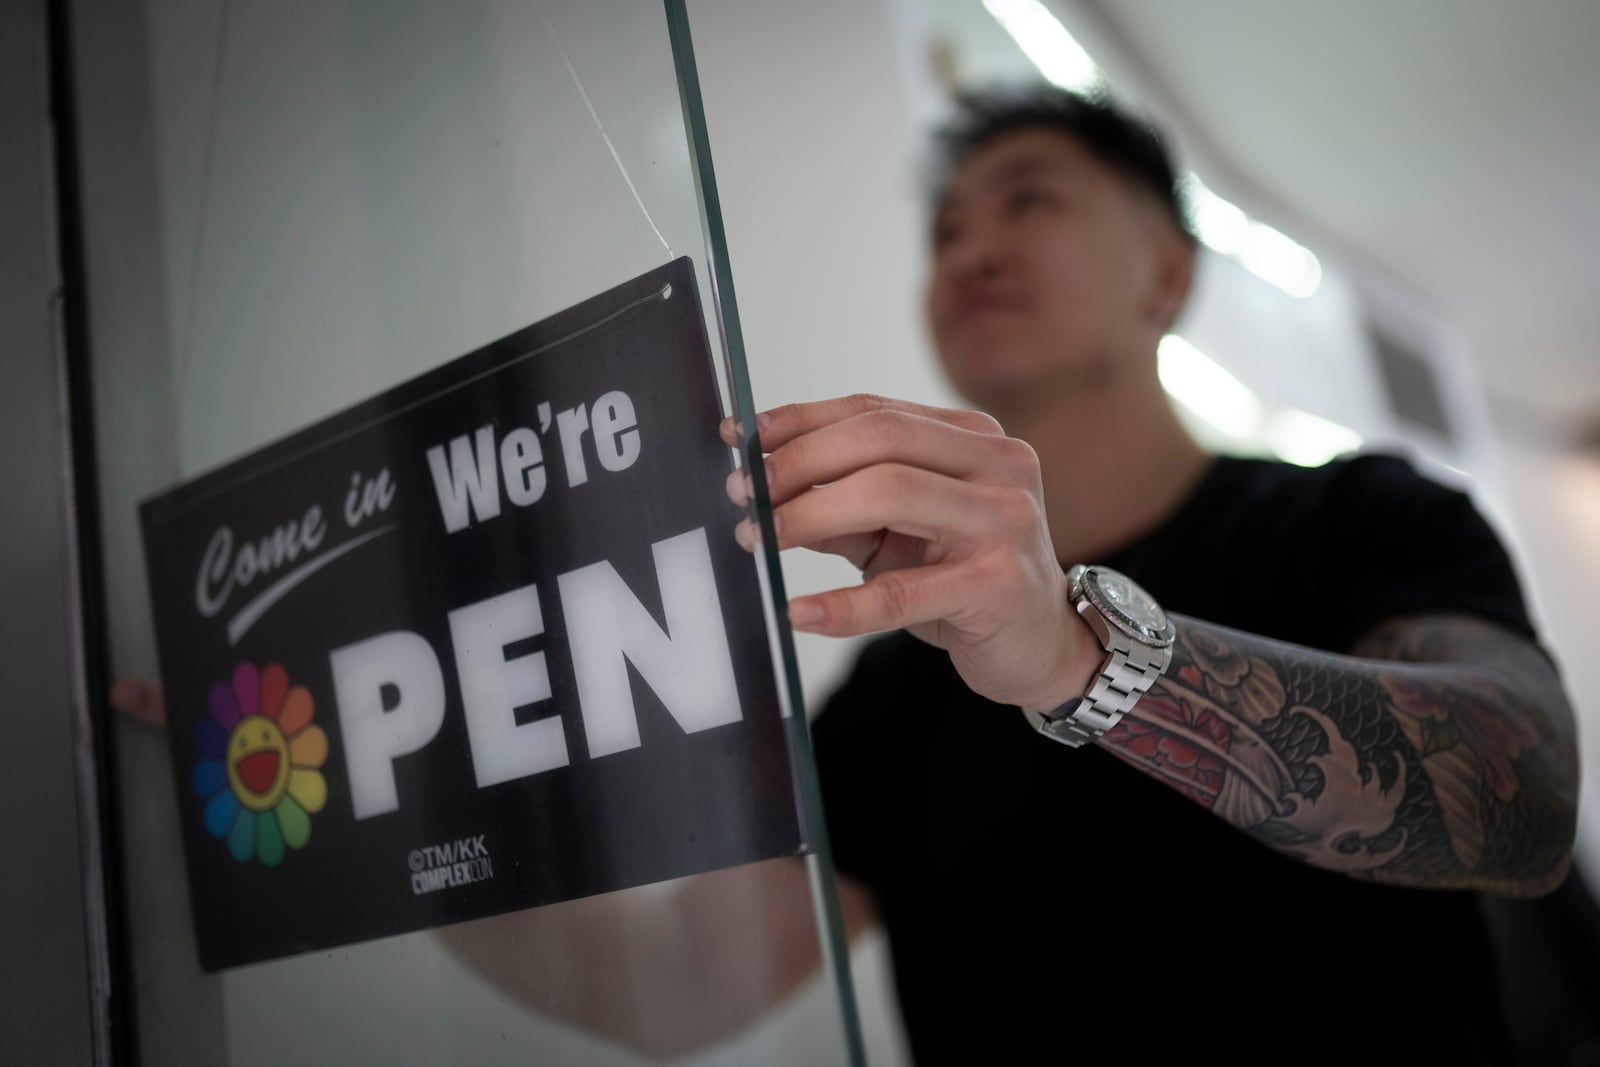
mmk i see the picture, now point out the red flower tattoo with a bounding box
[1108,694,1229,807]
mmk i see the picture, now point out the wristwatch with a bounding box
[1022,564,1176,747]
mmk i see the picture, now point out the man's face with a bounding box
[925,127,1181,409]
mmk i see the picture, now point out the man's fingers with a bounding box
[788,563,968,637]
[109,678,168,728]
[765,408,1037,505]
[751,394,1004,452]
[800,531,890,572]
[772,464,1031,552]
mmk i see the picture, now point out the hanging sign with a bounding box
[140,258,802,970]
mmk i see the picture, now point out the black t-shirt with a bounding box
[812,454,1539,1066]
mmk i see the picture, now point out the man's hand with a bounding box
[722,393,1099,712]
[109,678,167,728]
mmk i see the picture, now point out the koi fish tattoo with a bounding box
[1098,613,1578,895]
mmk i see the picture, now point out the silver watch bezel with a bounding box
[1070,564,1175,649]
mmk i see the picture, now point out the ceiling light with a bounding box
[1183,173,1322,298]
[1158,335,1263,439]
[1240,221,1323,299]
[1265,408,1363,467]
[1181,174,1248,255]
[982,0,1104,95]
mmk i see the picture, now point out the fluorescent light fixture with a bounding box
[1240,220,1323,299]
[1157,335,1263,439]
[1265,408,1363,467]
[982,0,1104,95]
[1183,173,1322,297]
[1181,174,1248,255]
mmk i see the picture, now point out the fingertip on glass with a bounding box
[725,467,751,506]
[788,598,824,628]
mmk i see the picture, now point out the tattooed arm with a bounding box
[1101,612,1579,897]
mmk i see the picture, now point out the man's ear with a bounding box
[1146,226,1196,332]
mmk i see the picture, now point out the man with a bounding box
[729,87,1579,1063]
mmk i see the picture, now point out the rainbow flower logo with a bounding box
[193,661,328,866]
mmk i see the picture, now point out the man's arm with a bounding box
[739,394,1580,899]
[1101,613,1578,896]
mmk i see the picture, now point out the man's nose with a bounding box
[945,223,1006,282]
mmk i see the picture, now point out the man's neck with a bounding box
[993,370,1212,566]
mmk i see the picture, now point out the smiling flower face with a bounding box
[228,714,291,810]
[193,661,328,866]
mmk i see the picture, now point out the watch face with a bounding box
[1085,566,1174,646]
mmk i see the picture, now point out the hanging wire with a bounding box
[533,0,673,257]
[172,0,234,432]
[174,0,671,427]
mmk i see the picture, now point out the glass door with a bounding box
[68,1,864,1063]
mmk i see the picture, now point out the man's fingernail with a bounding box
[756,411,771,435]
[726,468,748,505]
[719,416,736,442]
[789,600,823,627]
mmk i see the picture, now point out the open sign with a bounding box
[141,260,803,970]
[331,526,741,816]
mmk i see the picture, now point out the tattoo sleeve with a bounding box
[1098,613,1580,896]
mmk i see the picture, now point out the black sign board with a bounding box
[140,258,803,970]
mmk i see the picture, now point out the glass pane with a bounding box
[70,1,862,1063]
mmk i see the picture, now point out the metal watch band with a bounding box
[1023,608,1173,748]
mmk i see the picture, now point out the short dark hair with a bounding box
[933,85,1195,244]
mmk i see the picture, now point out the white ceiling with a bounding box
[925,0,1600,436]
